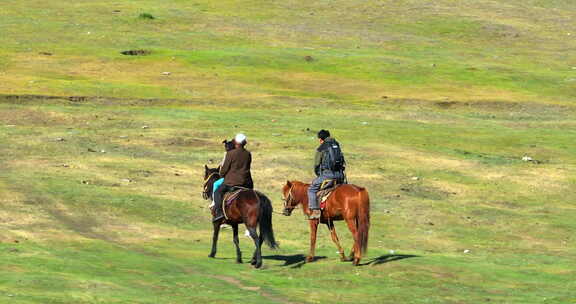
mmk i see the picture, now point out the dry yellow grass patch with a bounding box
[373,144,478,173]
[0,107,77,126]
[506,166,572,198]
[0,189,85,242]
[427,179,473,197]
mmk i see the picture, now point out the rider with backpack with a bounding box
[308,129,346,220]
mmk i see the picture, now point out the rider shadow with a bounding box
[262,254,327,269]
[359,254,419,266]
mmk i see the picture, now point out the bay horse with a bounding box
[202,165,278,268]
[282,181,369,266]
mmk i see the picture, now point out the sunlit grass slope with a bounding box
[1,0,576,303]
[1,0,575,103]
[1,97,575,303]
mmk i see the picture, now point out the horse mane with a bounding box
[289,180,308,187]
[206,166,220,174]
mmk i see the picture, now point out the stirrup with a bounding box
[213,214,224,223]
[308,209,321,220]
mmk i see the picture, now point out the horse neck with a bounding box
[205,172,220,196]
[293,184,310,212]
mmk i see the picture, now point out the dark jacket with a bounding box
[314,137,345,176]
[220,147,253,188]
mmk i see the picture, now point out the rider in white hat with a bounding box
[234,133,247,144]
[213,133,253,222]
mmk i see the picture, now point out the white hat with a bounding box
[234,133,247,144]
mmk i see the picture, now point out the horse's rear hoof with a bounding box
[254,262,262,269]
[236,259,243,264]
[208,253,216,258]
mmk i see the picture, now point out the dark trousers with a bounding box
[213,184,233,218]
[308,171,343,210]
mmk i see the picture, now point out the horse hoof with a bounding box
[208,253,216,258]
[305,256,314,263]
[254,262,262,269]
[236,260,243,264]
[250,259,257,265]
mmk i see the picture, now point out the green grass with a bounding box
[2,0,576,303]
[1,98,575,303]
[1,0,576,103]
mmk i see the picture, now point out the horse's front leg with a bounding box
[306,219,319,263]
[208,221,221,258]
[327,221,348,262]
[231,223,242,263]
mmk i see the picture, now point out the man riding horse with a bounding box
[308,129,346,220]
[212,133,253,222]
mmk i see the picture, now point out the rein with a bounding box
[283,185,300,212]
[202,172,220,199]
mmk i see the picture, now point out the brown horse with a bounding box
[281,181,370,266]
[203,165,278,268]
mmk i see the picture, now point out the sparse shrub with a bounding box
[121,49,152,56]
[138,13,155,20]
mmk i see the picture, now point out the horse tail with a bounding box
[356,188,370,256]
[256,192,279,249]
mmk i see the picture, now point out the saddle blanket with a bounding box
[317,183,340,210]
[223,188,248,206]
[209,188,250,211]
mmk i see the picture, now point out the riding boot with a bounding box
[309,209,321,220]
[213,207,224,222]
[213,185,227,222]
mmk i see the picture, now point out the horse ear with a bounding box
[204,164,209,172]
[286,180,292,187]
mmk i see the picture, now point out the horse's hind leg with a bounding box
[208,222,221,258]
[344,218,360,266]
[249,230,264,266]
[247,226,262,268]
[232,223,242,263]
[327,221,348,262]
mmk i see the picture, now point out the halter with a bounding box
[283,185,296,210]
[202,172,220,200]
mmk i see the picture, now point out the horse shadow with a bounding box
[262,254,327,269]
[359,254,419,266]
[262,253,418,268]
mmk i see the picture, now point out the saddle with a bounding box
[317,179,341,210]
[222,187,252,219]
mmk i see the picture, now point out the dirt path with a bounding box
[212,275,302,304]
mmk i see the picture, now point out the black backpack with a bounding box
[323,141,345,172]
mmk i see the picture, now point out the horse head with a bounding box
[282,180,300,216]
[203,165,221,200]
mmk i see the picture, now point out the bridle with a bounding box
[282,185,298,215]
[202,172,220,200]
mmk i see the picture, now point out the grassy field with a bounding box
[1,0,576,303]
